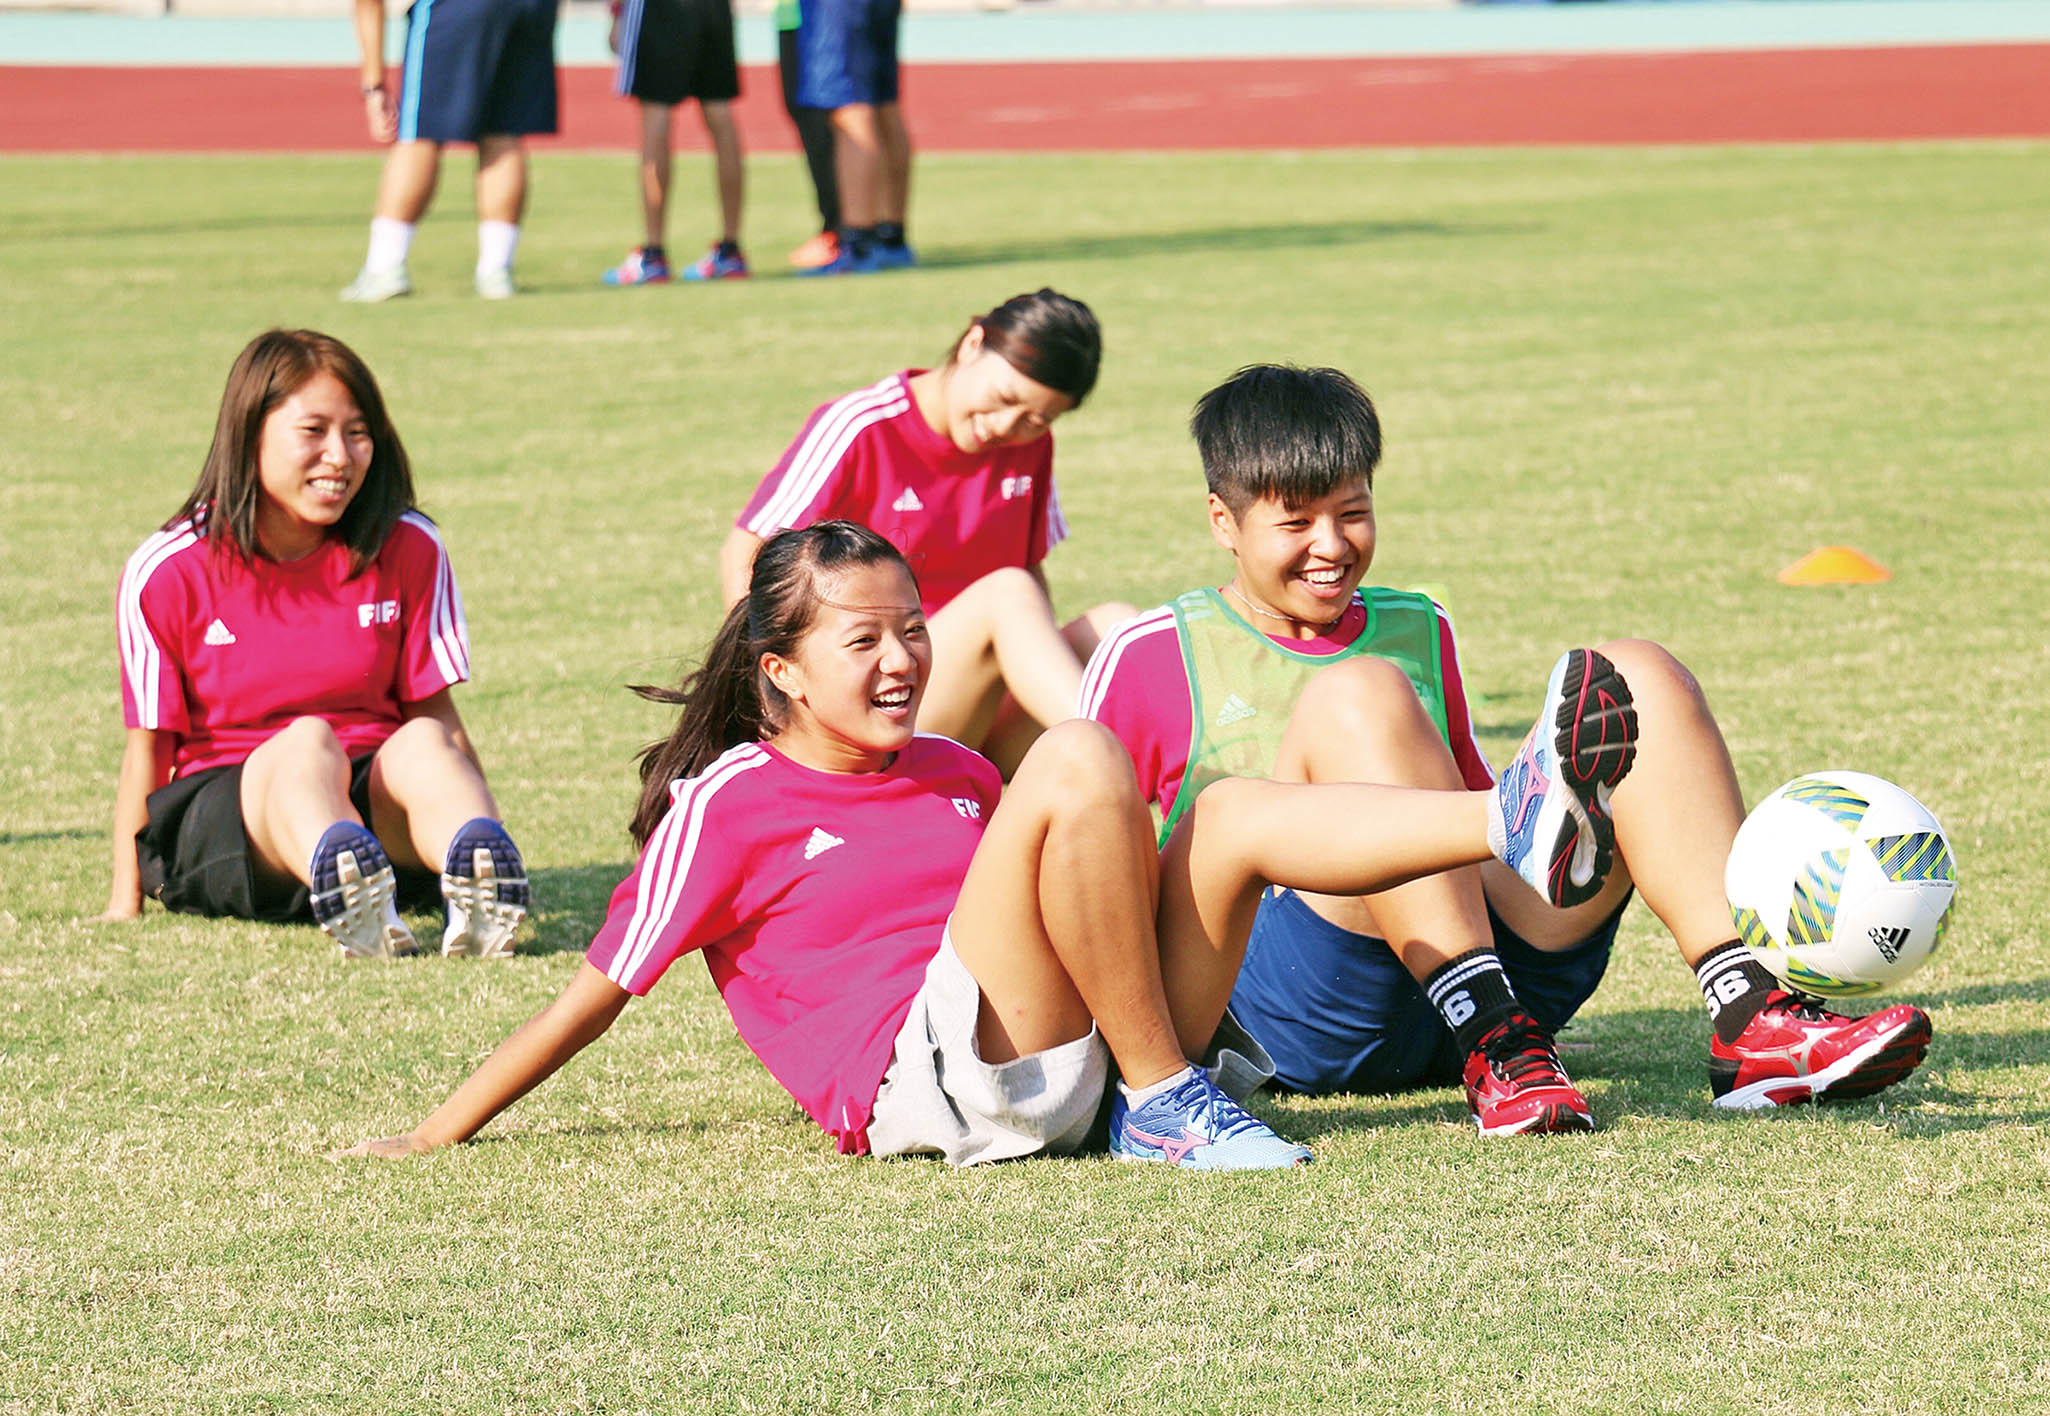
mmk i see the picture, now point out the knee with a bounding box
[974,565,1046,607]
[1597,638,1708,711]
[1017,720,1142,814]
[271,715,347,760]
[375,715,461,773]
[1296,657,1434,744]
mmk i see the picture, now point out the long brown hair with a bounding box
[171,329,416,575]
[627,521,916,847]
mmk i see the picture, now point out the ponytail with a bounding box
[627,601,764,848]
[626,520,914,848]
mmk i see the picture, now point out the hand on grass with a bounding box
[329,1133,431,1161]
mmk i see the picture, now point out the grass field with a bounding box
[4,142,2050,1414]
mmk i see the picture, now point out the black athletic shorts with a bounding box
[136,754,437,922]
[398,0,560,144]
[616,0,741,106]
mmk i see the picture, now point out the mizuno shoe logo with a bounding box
[1867,925,1911,963]
[891,488,924,513]
[1214,694,1258,727]
[804,827,845,861]
[203,618,236,646]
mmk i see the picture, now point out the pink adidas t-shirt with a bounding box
[738,371,1067,615]
[585,735,1003,1154]
[1077,590,1495,817]
[118,511,470,778]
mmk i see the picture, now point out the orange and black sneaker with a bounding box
[1710,990,1932,1109]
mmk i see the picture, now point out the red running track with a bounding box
[4,45,2047,152]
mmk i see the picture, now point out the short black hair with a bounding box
[1190,364,1381,516]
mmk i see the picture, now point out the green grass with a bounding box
[4,143,2050,1414]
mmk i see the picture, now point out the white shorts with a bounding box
[865,925,1109,1166]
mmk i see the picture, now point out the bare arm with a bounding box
[334,961,633,1157]
[401,686,482,772]
[97,727,174,921]
[354,0,396,142]
[718,525,765,607]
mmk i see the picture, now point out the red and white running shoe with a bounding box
[1710,990,1932,1109]
[1463,1015,1597,1136]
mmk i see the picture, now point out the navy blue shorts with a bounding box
[796,0,901,110]
[616,0,740,106]
[1229,887,1624,1095]
[398,0,559,145]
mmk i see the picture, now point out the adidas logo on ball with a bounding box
[1867,925,1910,964]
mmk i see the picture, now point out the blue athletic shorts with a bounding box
[398,0,559,145]
[1229,887,1624,1095]
[796,0,901,110]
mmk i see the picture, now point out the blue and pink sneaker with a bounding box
[601,247,672,287]
[309,823,416,960]
[1108,1069,1311,1170]
[439,817,529,959]
[681,243,749,281]
[1486,648,1637,908]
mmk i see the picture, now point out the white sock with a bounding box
[365,217,415,274]
[477,220,519,275]
[1118,1063,1198,1107]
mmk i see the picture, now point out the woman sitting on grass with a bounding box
[103,328,528,961]
[336,520,1636,1168]
[718,289,1135,772]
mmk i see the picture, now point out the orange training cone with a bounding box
[1777,546,1891,586]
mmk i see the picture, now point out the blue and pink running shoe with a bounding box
[1487,648,1637,909]
[601,247,672,287]
[1108,1069,1311,1170]
[681,243,749,281]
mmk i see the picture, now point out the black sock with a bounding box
[874,221,905,249]
[1425,949,1523,1057]
[841,225,876,258]
[643,244,666,262]
[1695,940,1781,1045]
[715,239,742,260]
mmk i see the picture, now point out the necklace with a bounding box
[1225,581,1341,634]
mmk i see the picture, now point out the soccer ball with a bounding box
[1724,771,1958,997]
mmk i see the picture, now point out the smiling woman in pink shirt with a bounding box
[719,289,1135,772]
[103,329,528,962]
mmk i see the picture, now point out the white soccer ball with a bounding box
[1724,771,1958,997]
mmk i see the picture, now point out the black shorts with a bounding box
[136,754,438,923]
[398,0,560,144]
[617,0,741,106]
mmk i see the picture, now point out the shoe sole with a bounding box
[1711,1011,1933,1110]
[313,850,417,960]
[440,850,529,959]
[1538,648,1638,906]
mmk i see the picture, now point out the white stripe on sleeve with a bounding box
[1044,477,1069,550]
[1076,607,1175,722]
[401,512,470,685]
[746,378,910,535]
[609,744,771,990]
[117,524,199,730]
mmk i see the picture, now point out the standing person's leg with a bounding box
[468,0,558,299]
[798,0,884,273]
[472,134,526,298]
[866,0,914,266]
[700,101,744,251]
[638,103,675,254]
[779,18,841,265]
[343,140,443,302]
